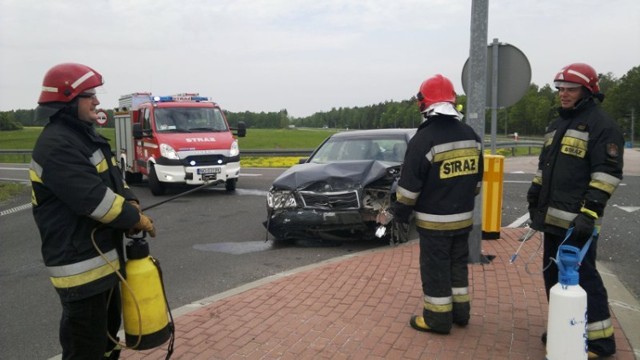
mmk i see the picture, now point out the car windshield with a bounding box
[154,107,228,133]
[309,136,408,164]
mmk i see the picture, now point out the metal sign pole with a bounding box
[490,38,500,155]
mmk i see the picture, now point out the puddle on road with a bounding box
[193,238,344,254]
[194,241,273,255]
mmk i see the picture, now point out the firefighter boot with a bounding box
[587,335,616,359]
[452,302,470,326]
[409,316,450,335]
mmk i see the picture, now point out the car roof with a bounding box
[328,128,416,139]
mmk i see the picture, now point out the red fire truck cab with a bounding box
[115,93,246,195]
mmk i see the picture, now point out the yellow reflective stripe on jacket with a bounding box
[48,249,119,289]
[30,160,44,205]
[424,295,453,313]
[415,211,474,231]
[90,150,109,174]
[426,140,480,163]
[587,318,614,340]
[564,129,589,142]
[532,169,543,186]
[452,287,470,303]
[433,147,480,163]
[544,130,555,147]
[396,185,419,206]
[545,207,576,229]
[589,172,620,195]
[90,188,125,223]
[29,159,44,184]
[546,206,602,229]
[560,136,588,158]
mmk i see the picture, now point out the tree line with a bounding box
[2,66,638,140]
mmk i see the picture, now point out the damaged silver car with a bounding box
[265,128,416,244]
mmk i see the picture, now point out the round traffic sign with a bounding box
[96,111,108,126]
[461,42,531,108]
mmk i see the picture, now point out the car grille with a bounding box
[299,190,360,210]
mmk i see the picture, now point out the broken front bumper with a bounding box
[265,208,377,241]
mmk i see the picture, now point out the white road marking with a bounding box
[507,213,530,228]
[0,203,31,217]
[613,204,640,213]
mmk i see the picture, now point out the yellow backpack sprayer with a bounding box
[94,181,215,358]
[121,234,173,350]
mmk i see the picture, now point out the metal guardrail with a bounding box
[241,149,316,157]
[0,148,316,159]
[0,141,543,161]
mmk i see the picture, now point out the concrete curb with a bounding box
[598,261,640,358]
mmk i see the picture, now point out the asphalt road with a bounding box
[0,160,638,359]
[0,166,392,360]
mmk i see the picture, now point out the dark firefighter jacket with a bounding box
[527,98,624,236]
[394,114,483,236]
[30,112,141,302]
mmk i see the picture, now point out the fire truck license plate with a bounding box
[198,167,222,175]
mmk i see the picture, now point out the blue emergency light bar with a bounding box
[152,95,210,102]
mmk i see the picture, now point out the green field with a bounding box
[0,126,540,164]
[0,127,338,164]
[0,127,336,150]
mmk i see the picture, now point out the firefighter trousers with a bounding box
[543,232,616,356]
[418,231,470,333]
[60,286,122,360]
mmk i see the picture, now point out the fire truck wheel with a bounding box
[225,178,237,192]
[148,165,166,196]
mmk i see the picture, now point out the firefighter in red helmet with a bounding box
[528,63,623,358]
[30,63,156,359]
[380,74,483,334]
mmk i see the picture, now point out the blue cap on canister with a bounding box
[557,245,581,285]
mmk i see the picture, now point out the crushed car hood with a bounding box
[272,160,398,190]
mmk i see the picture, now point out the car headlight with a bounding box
[267,190,297,209]
[229,140,239,157]
[159,143,179,159]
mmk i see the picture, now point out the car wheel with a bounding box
[225,178,237,191]
[148,164,165,196]
[390,216,416,245]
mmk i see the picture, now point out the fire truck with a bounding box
[114,92,246,196]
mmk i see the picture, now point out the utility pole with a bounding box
[631,108,635,147]
[465,0,489,263]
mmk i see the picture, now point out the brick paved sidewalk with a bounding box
[121,228,635,359]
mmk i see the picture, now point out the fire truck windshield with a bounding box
[155,108,228,133]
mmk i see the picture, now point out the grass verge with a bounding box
[0,183,28,203]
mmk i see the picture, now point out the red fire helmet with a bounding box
[417,74,457,112]
[553,63,600,94]
[38,63,103,104]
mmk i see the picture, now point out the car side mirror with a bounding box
[131,123,144,139]
[132,123,152,139]
[298,158,308,164]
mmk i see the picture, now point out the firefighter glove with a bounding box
[128,200,141,213]
[571,212,595,244]
[133,213,156,238]
[527,201,537,224]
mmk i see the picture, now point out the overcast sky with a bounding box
[1,0,639,118]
